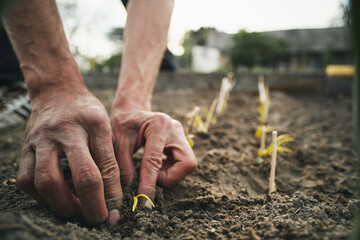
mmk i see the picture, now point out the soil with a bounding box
[0,87,358,239]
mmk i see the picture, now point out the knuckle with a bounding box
[120,171,135,186]
[146,151,163,169]
[86,111,109,130]
[34,172,59,193]
[172,119,183,129]
[151,113,172,129]
[99,160,120,186]
[76,167,102,192]
[16,172,34,191]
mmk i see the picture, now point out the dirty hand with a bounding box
[16,88,123,225]
[111,107,197,207]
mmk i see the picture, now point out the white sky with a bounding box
[57,0,346,58]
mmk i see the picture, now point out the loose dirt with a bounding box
[0,88,358,239]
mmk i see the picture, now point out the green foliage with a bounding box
[229,30,288,68]
[107,27,124,42]
[179,27,217,69]
[101,53,122,73]
[341,1,352,27]
[0,0,11,16]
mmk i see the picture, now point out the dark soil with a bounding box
[0,87,358,239]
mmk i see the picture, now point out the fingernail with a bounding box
[108,209,120,226]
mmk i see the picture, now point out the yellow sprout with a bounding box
[186,135,194,148]
[193,115,207,133]
[257,85,270,124]
[255,124,273,139]
[272,182,277,193]
[132,194,155,212]
[259,134,295,157]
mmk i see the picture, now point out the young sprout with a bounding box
[256,75,271,139]
[255,125,267,163]
[260,133,294,157]
[257,82,270,125]
[269,131,278,194]
[255,124,273,139]
[186,135,194,148]
[193,115,207,133]
[132,194,155,212]
[185,106,201,135]
[204,98,218,133]
[215,74,234,114]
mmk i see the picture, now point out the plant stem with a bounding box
[260,125,266,156]
[205,98,218,132]
[186,106,200,135]
[269,131,277,193]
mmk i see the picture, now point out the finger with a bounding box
[16,145,46,205]
[34,143,81,218]
[138,116,170,208]
[88,125,123,226]
[158,121,197,187]
[65,140,107,224]
[157,145,197,187]
[114,134,136,186]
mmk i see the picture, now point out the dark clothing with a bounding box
[0,25,23,84]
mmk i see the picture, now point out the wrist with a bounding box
[112,93,151,113]
[25,58,87,102]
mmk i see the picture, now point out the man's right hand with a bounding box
[16,87,123,225]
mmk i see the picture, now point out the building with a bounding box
[191,27,352,72]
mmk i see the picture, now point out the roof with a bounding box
[205,27,351,54]
[262,27,351,53]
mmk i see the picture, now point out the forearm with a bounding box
[113,0,174,111]
[2,0,84,102]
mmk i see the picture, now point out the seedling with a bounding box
[204,98,218,132]
[185,106,201,135]
[255,125,267,163]
[259,133,294,157]
[255,124,273,139]
[255,75,272,138]
[185,73,234,135]
[269,131,278,193]
[215,73,234,114]
[185,106,201,148]
[132,194,155,212]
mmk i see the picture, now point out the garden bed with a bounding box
[0,87,357,239]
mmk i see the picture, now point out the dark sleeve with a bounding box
[121,0,128,8]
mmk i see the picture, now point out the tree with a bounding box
[107,27,124,42]
[229,30,287,68]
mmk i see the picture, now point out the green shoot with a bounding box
[215,74,234,114]
[204,98,218,133]
[193,115,207,133]
[185,106,201,135]
[259,134,294,157]
[186,135,194,148]
[259,125,266,157]
[132,194,155,212]
[257,85,270,124]
[255,124,273,139]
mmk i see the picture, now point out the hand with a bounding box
[110,108,197,207]
[16,87,123,225]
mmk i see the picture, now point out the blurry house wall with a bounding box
[192,46,220,73]
[191,27,352,72]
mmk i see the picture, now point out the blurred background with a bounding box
[55,0,352,74]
